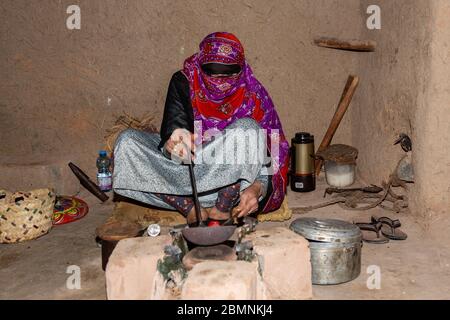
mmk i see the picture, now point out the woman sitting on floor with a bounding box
[113,32,289,225]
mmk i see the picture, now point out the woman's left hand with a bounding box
[235,181,262,218]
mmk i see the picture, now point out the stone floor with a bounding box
[1,177,450,300]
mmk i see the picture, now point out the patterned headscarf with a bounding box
[182,32,289,213]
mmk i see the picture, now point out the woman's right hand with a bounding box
[164,128,197,162]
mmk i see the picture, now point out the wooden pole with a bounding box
[315,75,359,177]
[314,37,376,52]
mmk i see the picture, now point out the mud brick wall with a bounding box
[1,0,361,193]
[351,0,450,227]
[1,1,448,227]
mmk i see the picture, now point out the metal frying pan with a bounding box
[181,161,237,246]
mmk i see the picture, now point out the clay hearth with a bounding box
[105,227,313,300]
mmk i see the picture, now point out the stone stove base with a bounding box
[105,227,313,300]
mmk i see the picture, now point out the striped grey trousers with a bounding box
[113,118,270,210]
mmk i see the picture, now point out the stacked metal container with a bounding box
[290,217,362,285]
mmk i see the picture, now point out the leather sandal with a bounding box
[354,222,389,244]
[371,216,401,228]
[372,216,407,240]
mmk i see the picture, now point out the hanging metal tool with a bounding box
[180,144,237,246]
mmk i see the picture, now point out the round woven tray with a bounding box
[0,188,56,243]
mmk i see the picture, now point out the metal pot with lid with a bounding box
[290,217,362,285]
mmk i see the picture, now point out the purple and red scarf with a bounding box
[182,32,289,213]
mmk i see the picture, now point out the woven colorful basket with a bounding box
[0,188,56,243]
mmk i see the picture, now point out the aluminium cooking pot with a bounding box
[290,217,362,285]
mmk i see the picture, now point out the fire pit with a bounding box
[182,244,237,270]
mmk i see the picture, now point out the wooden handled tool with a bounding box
[181,143,237,246]
[68,162,109,202]
[315,75,359,177]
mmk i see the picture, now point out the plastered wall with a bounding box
[412,0,450,226]
[1,0,362,193]
[351,0,449,227]
[1,1,448,224]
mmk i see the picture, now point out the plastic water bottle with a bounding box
[96,150,112,192]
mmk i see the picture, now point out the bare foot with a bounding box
[208,207,231,221]
[186,206,209,224]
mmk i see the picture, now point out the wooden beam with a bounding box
[314,37,376,52]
